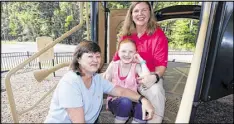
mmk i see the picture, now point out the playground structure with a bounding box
[4,2,233,123]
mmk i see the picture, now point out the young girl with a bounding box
[106,2,168,123]
[103,39,152,123]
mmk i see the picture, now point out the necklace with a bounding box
[119,62,132,77]
[137,33,144,38]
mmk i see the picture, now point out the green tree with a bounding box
[1,1,199,48]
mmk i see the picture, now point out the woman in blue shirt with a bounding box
[44,40,154,123]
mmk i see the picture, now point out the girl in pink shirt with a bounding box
[105,2,167,123]
[103,39,151,123]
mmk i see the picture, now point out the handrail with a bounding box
[34,62,70,82]
[175,2,212,123]
[5,3,84,123]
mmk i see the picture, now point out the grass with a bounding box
[1,40,18,44]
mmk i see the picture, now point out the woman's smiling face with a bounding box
[78,52,101,74]
[132,2,150,27]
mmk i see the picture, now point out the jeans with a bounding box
[108,97,146,123]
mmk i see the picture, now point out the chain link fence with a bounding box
[1,51,194,72]
[1,52,73,72]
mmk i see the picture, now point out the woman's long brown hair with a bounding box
[119,2,160,38]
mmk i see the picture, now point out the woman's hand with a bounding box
[141,97,154,120]
[137,74,156,88]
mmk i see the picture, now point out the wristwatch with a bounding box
[138,95,144,104]
[155,73,160,83]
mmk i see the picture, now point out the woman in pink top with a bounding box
[103,39,151,123]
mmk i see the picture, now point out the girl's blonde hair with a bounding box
[119,2,160,37]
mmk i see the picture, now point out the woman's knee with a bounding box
[149,83,165,96]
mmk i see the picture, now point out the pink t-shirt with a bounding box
[113,28,168,72]
[106,60,138,109]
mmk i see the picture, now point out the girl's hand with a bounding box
[100,72,108,79]
[133,53,144,63]
[111,96,119,101]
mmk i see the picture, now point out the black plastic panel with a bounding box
[155,5,201,21]
[200,2,233,101]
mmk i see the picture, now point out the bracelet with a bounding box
[155,73,160,83]
[138,95,144,104]
[139,60,146,64]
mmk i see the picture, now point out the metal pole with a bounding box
[91,2,95,41]
[85,2,90,40]
[103,1,108,63]
[27,51,31,66]
[175,2,212,123]
[150,1,154,9]
[55,52,58,64]
[39,62,41,69]
[52,59,55,77]
[91,2,98,42]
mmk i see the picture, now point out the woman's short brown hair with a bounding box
[70,40,101,75]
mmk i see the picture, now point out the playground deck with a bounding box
[1,62,233,123]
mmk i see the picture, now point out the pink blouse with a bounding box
[106,60,139,109]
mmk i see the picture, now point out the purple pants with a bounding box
[108,97,146,123]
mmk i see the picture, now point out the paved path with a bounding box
[99,62,233,123]
[2,42,76,53]
[1,43,232,123]
[1,62,232,123]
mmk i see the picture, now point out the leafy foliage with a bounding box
[1,2,199,50]
[1,2,85,44]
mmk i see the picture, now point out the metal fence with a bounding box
[168,51,194,63]
[1,51,194,72]
[1,52,73,72]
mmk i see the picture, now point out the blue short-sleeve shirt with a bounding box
[44,71,114,123]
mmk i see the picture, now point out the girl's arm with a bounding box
[135,54,156,88]
[101,62,114,81]
[135,54,150,76]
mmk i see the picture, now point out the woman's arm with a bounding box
[152,30,168,78]
[57,76,85,123]
[155,66,167,77]
[66,107,85,123]
[137,30,168,87]
[108,86,140,102]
